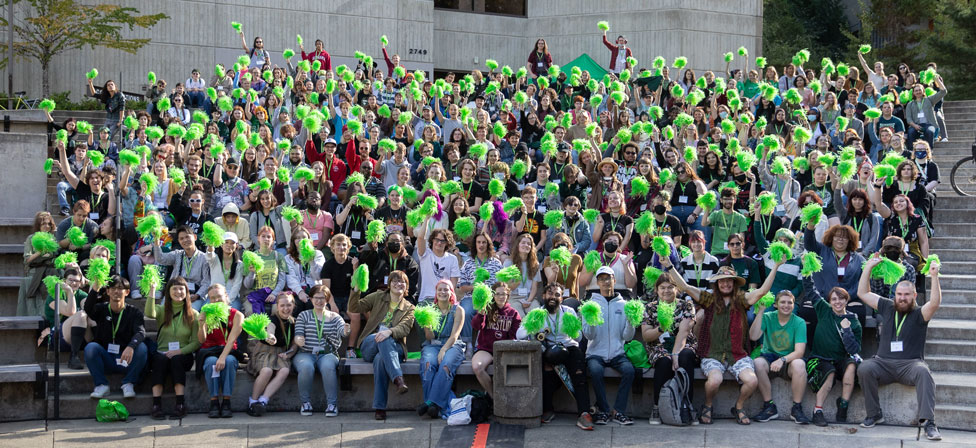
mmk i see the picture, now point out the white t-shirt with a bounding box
[418,250,461,301]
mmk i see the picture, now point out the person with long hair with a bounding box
[294,285,348,417]
[145,278,200,420]
[457,231,504,340]
[417,280,465,418]
[17,211,58,317]
[245,292,298,417]
[87,78,125,140]
[247,187,294,255]
[834,187,882,256]
[197,284,243,418]
[592,190,634,252]
[877,192,929,270]
[470,282,521,398]
[242,226,288,315]
[805,223,868,322]
[504,233,542,316]
[642,274,698,425]
[285,227,325,312]
[526,38,552,78]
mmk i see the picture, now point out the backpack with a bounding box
[658,367,695,426]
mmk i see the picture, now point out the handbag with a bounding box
[95,399,129,422]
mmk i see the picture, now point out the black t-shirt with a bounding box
[321,257,354,299]
[653,214,685,242]
[876,298,927,359]
[460,180,487,206]
[373,206,408,236]
[75,180,110,222]
[599,212,633,238]
[510,210,548,245]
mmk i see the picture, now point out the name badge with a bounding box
[678,196,689,204]
[517,287,529,295]
[186,282,196,292]
[659,332,671,344]
[89,212,100,221]
[310,232,319,242]
[775,205,784,212]
[562,289,570,297]
[551,179,560,185]
[107,344,120,355]
[857,241,862,249]
[837,267,846,277]
[351,230,362,240]
[538,205,547,212]
[890,341,903,352]
[723,242,729,250]
[168,342,180,351]
[212,366,221,378]
[383,276,389,285]
[640,203,648,211]
[454,176,461,182]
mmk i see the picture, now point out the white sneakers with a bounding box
[90,385,110,399]
[325,404,339,417]
[121,383,136,398]
[300,402,313,416]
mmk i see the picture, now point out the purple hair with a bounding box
[491,200,509,230]
[420,189,444,221]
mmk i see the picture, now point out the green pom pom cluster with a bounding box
[201,302,230,333]
[580,300,604,326]
[242,313,272,340]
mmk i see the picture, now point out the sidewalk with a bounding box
[1,412,974,447]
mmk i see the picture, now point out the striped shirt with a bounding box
[295,309,345,356]
[680,253,721,292]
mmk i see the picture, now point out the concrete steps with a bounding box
[927,355,976,374]
[926,319,976,341]
[925,339,976,357]
[936,303,976,320]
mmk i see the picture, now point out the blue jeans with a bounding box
[360,333,405,410]
[84,341,148,386]
[420,344,465,411]
[56,181,73,209]
[293,352,339,406]
[673,205,709,245]
[908,124,936,148]
[202,354,239,397]
[586,354,634,414]
[458,296,474,343]
[187,91,207,109]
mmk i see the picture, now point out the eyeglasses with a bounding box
[494,293,510,298]
[625,152,636,156]
[433,238,447,244]
[311,295,329,301]
[390,279,406,285]
[728,242,743,247]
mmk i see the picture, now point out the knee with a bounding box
[790,360,805,375]
[740,374,758,388]
[83,342,100,357]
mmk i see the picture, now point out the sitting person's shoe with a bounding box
[612,412,633,425]
[861,412,885,428]
[219,399,233,418]
[393,376,409,395]
[253,401,266,416]
[648,405,661,425]
[208,400,220,418]
[427,403,441,419]
[325,404,339,417]
[835,397,849,423]
[173,403,187,419]
[812,409,828,427]
[416,402,430,417]
[89,385,109,399]
[923,420,942,441]
[300,402,313,416]
[67,355,84,370]
[753,402,779,422]
[121,383,136,399]
[150,404,165,420]
[374,409,387,421]
[541,410,556,423]
[790,403,811,424]
[592,412,610,425]
[576,412,594,431]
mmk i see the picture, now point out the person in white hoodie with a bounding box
[582,266,636,426]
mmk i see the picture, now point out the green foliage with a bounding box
[760,0,852,70]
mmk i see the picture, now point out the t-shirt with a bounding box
[876,298,927,359]
[418,250,461,301]
[460,181,487,206]
[44,290,87,329]
[811,296,863,361]
[705,210,749,255]
[650,214,685,243]
[511,210,548,245]
[373,206,407,235]
[321,257,354,299]
[760,311,807,357]
[722,257,762,288]
[301,210,334,246]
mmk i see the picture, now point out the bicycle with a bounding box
[0,91,40,110]
[949,138,976,196]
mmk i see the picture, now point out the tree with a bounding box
[925,1,976,99]
[0,0,168,96]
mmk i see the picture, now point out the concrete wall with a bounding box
[1,0,761,100]
[0,132,48,222]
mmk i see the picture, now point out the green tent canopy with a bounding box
[561,53,609,80]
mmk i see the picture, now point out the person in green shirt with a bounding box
[43,269,87,369]
[748,290,811,424]
[804,276,862,426]
[702,187,749,256]
[145,277,201,420]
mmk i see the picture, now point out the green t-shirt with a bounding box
[44,290,87,329]
[725,257,762,289]
[811,297,863,361]
[706,210,749,255]
[760,311,807,357]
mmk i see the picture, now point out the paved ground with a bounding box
[0,412,974,447]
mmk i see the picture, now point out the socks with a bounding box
[153,396,162,406]
[70,327,86,357]
[176,395,185,406]
[815,406,823,412]
[259,395,269,404]
[249,397,257,405]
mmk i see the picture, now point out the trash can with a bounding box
[492,340,542,427]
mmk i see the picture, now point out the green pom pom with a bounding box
[476,203,492,223]
[736,151,757,172]
[643,266,663,287]
[835,116,849,132]
[498,198,521,215]
[39,98,56,113]
[794,126,812,144]
[801,252,823,276]
[366,220,386,244]
[93,239,116,258]
[580,300,604,326]
[724,52,734,63]
[86,258,110,289]
[217,96,233,112]
[770,157,790,176]
[561,313,582,339]
[583,209,600,224]
[673,57,687,69]
[485,59,498,71]
[496,265,522,283]
[544,210,564,228]
[738,46,748,56]
[75,121,93,135]
[249,178,272,192]
[696,191,717,210]
[470,282,493,312]
[683,146,697,164]
[201,302,230,333]
[754,292,775,314]
[522,308,548,334]
[44,275,67,300]
[543,181,559,199]
[634,212,654,236]
[199,221,223,248]
[66,226,88,248]
[768,241,793,264]
[919,254,940,275]
[837,160,856,180]
[139,264,162,299]
[298,238,316,264]
[345,172,366,187]
[623,300,644,327]
[355,193,378,210]
[800,202,823,227]
[54,252,77,269]
[630,176,650,197]
[836,63,849,77]
[242,313,272,340]
[652,236,671,258]
[474,267,490,285]
[453,216,476,241]
[872,258,906,286]
[549,247,572,267]
[757,191,778,215]
[230,21,242,32]
[86,68,98,80]
[43,158,54,175]
[793,157,810,172]
[242,250,264,274]
[656,300,677,332]
[597,20,610,31]
[899,89,913,104]
[294,167,315,182]
[583,251,602,273]
[380,35,389,46]
[874,164,896,186]
[864,108,881,119]
[488,178,505,197]
[351,264,369,292]
[882,152,906,169]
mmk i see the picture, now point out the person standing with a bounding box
[856,255,943,440]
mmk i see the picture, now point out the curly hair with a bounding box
[822,224,860,253]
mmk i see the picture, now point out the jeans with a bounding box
[907,124,936,148]
[458,296,474,343]
[586,354,635,414]
[360,333,405,410]
[187,91,207,109]
[202,354,239,397]
[293,352,340,406]
[672,205,709,244]
[84,341,148,386]
[420,344,465,410]
[126,255,145,297]
[542,345,590,414]
[56,181,73,209]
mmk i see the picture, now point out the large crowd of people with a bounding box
[18,22,950,440]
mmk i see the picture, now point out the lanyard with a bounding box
[111,307,125,342]
[222,260,232,281]
[694,262,703,285]
[284,322,292,347]
[759,214,771,237]
[306,210,319,229]
[92,192,103,209]
[898,216,910,239]
[464,180,474,199]
[894,312,907,340]
[313,310,325,341]
[389,255,399,273]
[553,163,565,180]
[601,252,620,268]
[852,217,864,234]
[183,253,196,277]
[435,306,450,336]
[608,213,621,233]
[546,311,560,336]
[720,211,735,234]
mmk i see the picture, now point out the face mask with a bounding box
[387,241,401,253]
[494,173,505,179]
[653,204,667,215]
[915,151,927,159]
[604,241,619,253]
[719,111,728,119]
[734,174,747,183]
[807,114,818,122]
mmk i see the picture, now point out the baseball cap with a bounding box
[225,157,239,166]
[324,138,337,146]
[222,232,239,244]
[596,266,615,278]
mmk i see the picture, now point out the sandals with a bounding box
[732,406,751,425]
[699,406,713,425]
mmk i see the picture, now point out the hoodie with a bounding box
[581,292,635,361]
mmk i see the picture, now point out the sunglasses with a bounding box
[728,242,743,247]
[189,199,203,204]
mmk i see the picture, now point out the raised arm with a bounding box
[745,259,784,305]
[857,254,883,311]
[921,261,941,321]
[660,256,701,302]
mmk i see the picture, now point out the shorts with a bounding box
[701,356,755,383]
[333,295,349,314]
[758,353,792,380]
[806,356,858,392]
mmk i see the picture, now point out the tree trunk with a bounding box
[41,58,49,98]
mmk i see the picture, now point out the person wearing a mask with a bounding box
[702,187,749,257]
[373,186,407,237]
[516,283,594,430]
[578,231,637,299]
[583,267,636,426]
[833,185,881,257]
[869,236,917,299]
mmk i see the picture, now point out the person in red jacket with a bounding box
[313,138,346,196]
[602,31,632,74]
[526,38,552,79]
[301,39,331,72]
[305,128,335,166]
[343,130,379,181]
[381,40,404,81]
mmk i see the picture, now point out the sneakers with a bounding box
[251,401,266,416]
[90,384,110,399]
[416,402,430,416]
[612,412,633,425]
[60,207,69,216]
[753,402,779,422]
[861,413,885,428]
[300,402,313,416]
[541,411,556,423]
[790,403,811,425]
[923,420,942,441]
[374,409,387,420]
[648,405,661,425]
[592,412,610,425]
[812,409,828,427]
[121,383,136,398]
[393,376,409,395]
[325,404,339,417]
[346,349,357,359]
[427,404,441,419]
[835,397,849,423]
[576,412,594,431]
[939,137,949,143]
[67,355,84,370]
